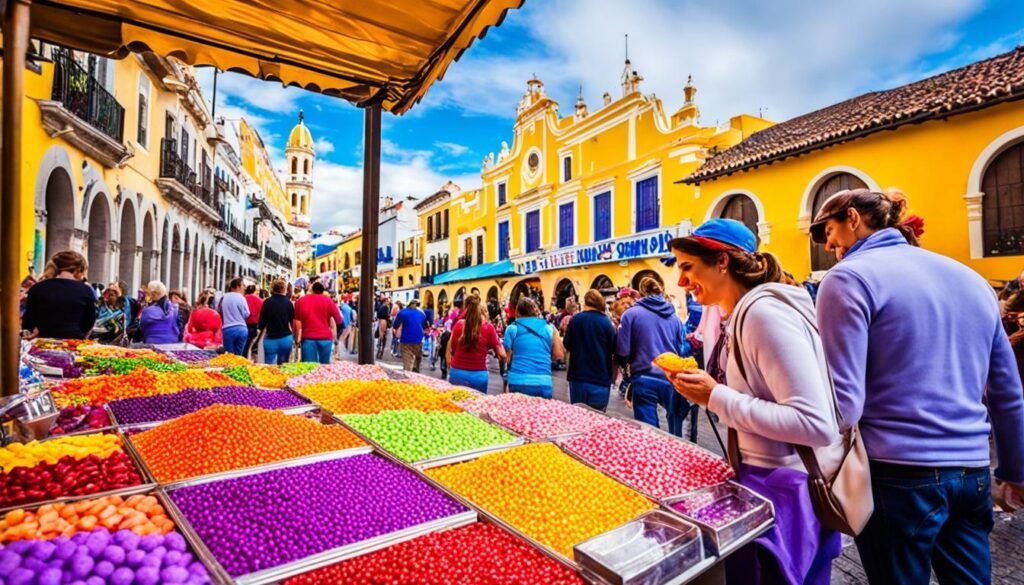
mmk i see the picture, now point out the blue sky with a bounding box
[197,0,1024,234]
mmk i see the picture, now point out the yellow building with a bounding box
[419,64,769,315]
[682,46,1024,283]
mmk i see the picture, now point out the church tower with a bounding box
[286,110,314,273]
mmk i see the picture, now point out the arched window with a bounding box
[983,141,1024,256]
[291,158,297,174]
[344,253,350,269]
[291,193,297,207]
[810,173,868,271]
[720,194,759,236]
[304,159,310,175]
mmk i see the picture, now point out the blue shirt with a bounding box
[564,310,617,386]
[393,307,426,344]
[220,292,250,330]
[503,317,555,386]
[339,302,353,329]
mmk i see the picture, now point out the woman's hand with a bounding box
[670,369,717,407]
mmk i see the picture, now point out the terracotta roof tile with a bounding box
[684,46,1024,184]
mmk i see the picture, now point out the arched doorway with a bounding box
[486,286,500,302]
[183,230,193,297]
[86,195,111,284]
[631,269,664,291]
[720,193,759,237]
[170,226,182,291]
[591,274,615,294]
[118,202,137,290]
[454,286,467,307]
[423,290,434,311]
[141,212,155,285]
[43,168,75,261]
[198,243,207,292]
[510,278,544,311]
[437,290,449,319]
[553,278,577,311]
[982,140,1024,256]
[810,173,868,272]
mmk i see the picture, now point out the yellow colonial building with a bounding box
[419,62,770,315]
[682,46,1024,284]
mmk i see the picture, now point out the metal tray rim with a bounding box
[159,445,376,489]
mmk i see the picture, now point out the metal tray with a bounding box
[104,387,315,429]
[160,450,477,585]
[662,481,775,557]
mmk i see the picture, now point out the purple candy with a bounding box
[93,559,115,578]
[108,386,308,425]
[103,544,126,565]
[126,548,147,567]
[139,533,162,552]
[136,566,161,585]
[165,531,187,552]
[38,567,62,585]
[110,567,134,585]
[161,565,190,583]
[169,454,466,576]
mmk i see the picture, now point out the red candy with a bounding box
[560,420,734,498]
[285,522,583,584]
[0,452,143,507]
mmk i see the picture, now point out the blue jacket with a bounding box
[503,317,555,386]
[817,228,1024,482]
[140,298,180,344]
[616,295,684,378]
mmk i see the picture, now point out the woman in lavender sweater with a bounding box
[669,219,843,585]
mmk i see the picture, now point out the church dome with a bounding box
[287,110,314,150]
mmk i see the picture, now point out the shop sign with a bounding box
[515,226,687,275]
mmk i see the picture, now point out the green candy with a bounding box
[342,410,515,463]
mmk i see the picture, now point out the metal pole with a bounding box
[357,99,382,365]
[210,69,218,121]
[2,0,31,397]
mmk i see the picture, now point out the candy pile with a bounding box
[443,388,476,402]
[31,339,94,353]
[77,346,171,362]
[395,371,459,392]
[80,358,187,376]
[108,387,309,426]
[53,369,236,406]
[285,522,584,584]
[458,393,611,439]
[427,443,655,557]
[341,410,515,463]
[169,454,466,577]
[27,350,81,378]
[1,494,174,541]
[163,350,218,366]
[287,362,387,388]
[278,362,319,377]
[669,491,760,528]
[299,381,462,415]
[559,421,734,498]
[1,434,123,472]
[246,365,288,388]
[221,366,253,386]
[131,405,365,483]
[207,353,252,368]
[0,451,142,507]
[50,405,109,435]
[0,528,210,584]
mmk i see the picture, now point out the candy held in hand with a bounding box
[653,352,699,374]
[559,420,734,498]
[341,410,515,463]
[458,393,609,439]
[169,454,466,577]
[427,443,655,558]
[285,522,584,585]
[108,386,309,426]
[0,450,143,508]
[132,404,365,482]
[299,380,462,415]
[1,493,174,542]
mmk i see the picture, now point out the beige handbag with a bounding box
[729,289,873,536]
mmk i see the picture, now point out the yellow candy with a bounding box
[0,434,123,472]
[208,353,253,368]
[247,365,288,388]
[298,381,462,415]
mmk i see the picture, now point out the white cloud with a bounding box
[426,0,982,125]
[314,137,335,155]
[195,68,303,114]
[434,141,471,157]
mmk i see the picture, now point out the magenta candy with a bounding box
[459,393,610,439]
[169,454,466,576]
[108,385,309,425]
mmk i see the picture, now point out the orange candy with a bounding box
[208,353,253,368]
[298,380,464,415]
[653,352,699,375]
[0,493,174,542]
[131,404,365,483]
[52,368,237,406]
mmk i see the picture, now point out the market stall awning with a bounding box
[27,0,524,114]
[432,259,518,285]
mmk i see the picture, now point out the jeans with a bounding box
[631,374,686,437]
[400,343,422,372]
[222,326,248,356]
[509,384,553,399]
[569,381,610,411]
[449,368,488,393]
[263,335,293,365]
[301,339,334,364]
[856,463,993,585]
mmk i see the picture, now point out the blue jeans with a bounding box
[449,368,488,393]
[856,464,993,585]
[263,335,293,365]
[301,339,334,364]
[631,374,686,437]
[509,384,552,399]
[569,381,610,411]
[222,326,248,356]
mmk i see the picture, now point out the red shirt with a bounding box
[184,307,223,349]
[449,320,502,371]
[244,294,263,326]
[294,293,343,340]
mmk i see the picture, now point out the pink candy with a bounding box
[458,394,611,439]
[287,363,388,389]
[560,420,734,498]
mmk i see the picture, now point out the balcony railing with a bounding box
[396,256,415,268]
[264,247,292,269]
[50,48,125,142]
[458,255,473,269]
[160,139,220,212]
[221,220,254,249]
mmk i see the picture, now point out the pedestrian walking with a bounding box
[502,297,564,398]
[564,289,617,411]
[90,283,129,344]
[243,284,263,359]
[183,290,223,350]
[616,277,689,436]
[220,278,250,356]
[294,281,342,364]
[336,298,355,357]
[393,299,427,372]
[812,189,1024,584]
[448,295,506,393]
[259,278,295,365]
[668,218,845,585]
[22,251,96,340]
[139,281,180,345]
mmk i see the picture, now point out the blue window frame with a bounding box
[594,191,612,241]
[558,202,574,248]
[525,210,541,253]
[498,220,510,260]
[635,176,659,232]
[498,183,507,207]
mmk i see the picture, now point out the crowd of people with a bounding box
[17,187,1024,585]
